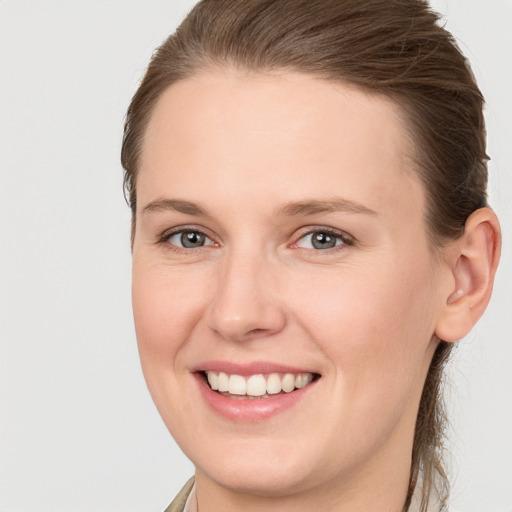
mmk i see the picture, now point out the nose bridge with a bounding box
[207,242,286,341]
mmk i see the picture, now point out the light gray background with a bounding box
[0,1,510,511]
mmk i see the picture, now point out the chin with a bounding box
[197,454,317,497]
[184,428,348,500]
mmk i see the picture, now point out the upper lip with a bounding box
[192,360,319,376]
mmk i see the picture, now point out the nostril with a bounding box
[246,327,268,337]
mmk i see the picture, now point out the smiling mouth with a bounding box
[202,371,319,399]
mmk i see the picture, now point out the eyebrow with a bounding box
[142,199,210,217]
[141,197,377,218]
[278,198,377,217]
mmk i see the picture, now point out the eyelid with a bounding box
[155,224,354,252]
[157,225,219,249]
[290,226,355,250]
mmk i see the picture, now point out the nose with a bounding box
[206,251,287,342]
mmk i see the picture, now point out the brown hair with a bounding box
[121,1,488,510]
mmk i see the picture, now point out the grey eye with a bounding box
[181,231,205,248]
[168,230,213,248]
[311,232,339,249]
[296,230,345,250]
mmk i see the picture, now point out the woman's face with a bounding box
[132,71,451,497]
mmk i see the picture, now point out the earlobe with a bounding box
[435,207,501,343]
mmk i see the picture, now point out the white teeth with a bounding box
[281,373,295,393]
[295,373,313,389]
[266,373,282,394]
[228,374,247,395]
[205,371,315,397]
[247,374,267,396]
[207,371,219,391]
[217,372,229,392]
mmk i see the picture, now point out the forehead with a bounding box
[138,69,423,220]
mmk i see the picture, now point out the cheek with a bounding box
[131,261,209,366]
[131,261,215,434]
[290,254,438,391]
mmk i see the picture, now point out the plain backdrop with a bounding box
[0,1,510,511]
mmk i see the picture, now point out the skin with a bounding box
[131,70,499,511]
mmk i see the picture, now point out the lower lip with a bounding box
[195,373,317,422]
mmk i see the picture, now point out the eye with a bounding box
[294,229,351,250]
[166,230,216,249]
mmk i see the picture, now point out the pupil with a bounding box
[181,231,204,248]
[312,232,336,249]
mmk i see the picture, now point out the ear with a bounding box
[435,207,501,342]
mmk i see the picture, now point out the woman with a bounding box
[121,1,501,511]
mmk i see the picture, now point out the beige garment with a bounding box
[163,477,195,512]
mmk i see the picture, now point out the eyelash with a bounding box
[157,226,355,254]
[157,227,218,253]
[291,227,355,252]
